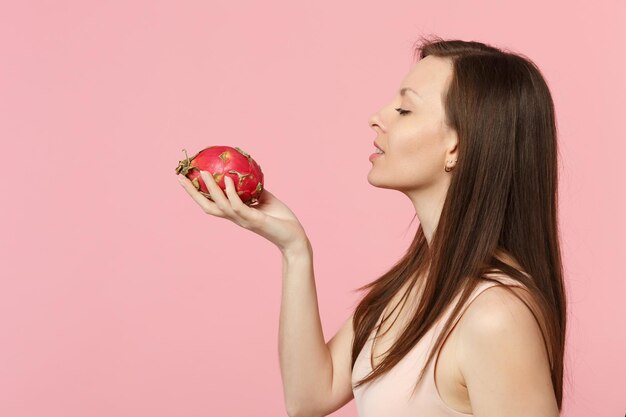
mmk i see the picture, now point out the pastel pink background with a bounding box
[1,1,624,416]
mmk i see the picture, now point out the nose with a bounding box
[368,112,384,131]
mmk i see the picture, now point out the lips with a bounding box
[373,140,384,152]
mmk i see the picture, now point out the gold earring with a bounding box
[444,159,457,172]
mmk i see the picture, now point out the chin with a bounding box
[367,172,392,189]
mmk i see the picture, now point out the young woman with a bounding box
[177,36,566,417]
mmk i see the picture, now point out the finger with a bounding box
[178,174,224,217]
[199,170,231,210]
[223,175,264,224]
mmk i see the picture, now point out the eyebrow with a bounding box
[400,87,422,100]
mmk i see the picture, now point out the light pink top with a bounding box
[352,274,527,416]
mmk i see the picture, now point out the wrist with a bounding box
[280,237,312,258]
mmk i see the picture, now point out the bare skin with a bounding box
[177,171,309,254]
[368,55,459,246]
[370,251,528,414]
[177,55,559,415]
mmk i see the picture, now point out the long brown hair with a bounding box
[351,35,568,411]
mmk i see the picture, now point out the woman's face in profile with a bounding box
[367,55,458,194]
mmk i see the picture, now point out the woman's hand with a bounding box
[178,170,309,254]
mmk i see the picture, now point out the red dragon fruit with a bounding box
[175,146,264,206]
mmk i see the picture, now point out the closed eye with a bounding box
[394,107,411,116]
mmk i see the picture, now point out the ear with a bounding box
[444,129,459,159]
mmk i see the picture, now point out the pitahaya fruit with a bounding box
[175,146,264,206]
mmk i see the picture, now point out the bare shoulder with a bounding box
[459,284,538,332]
[455,285,559,416]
